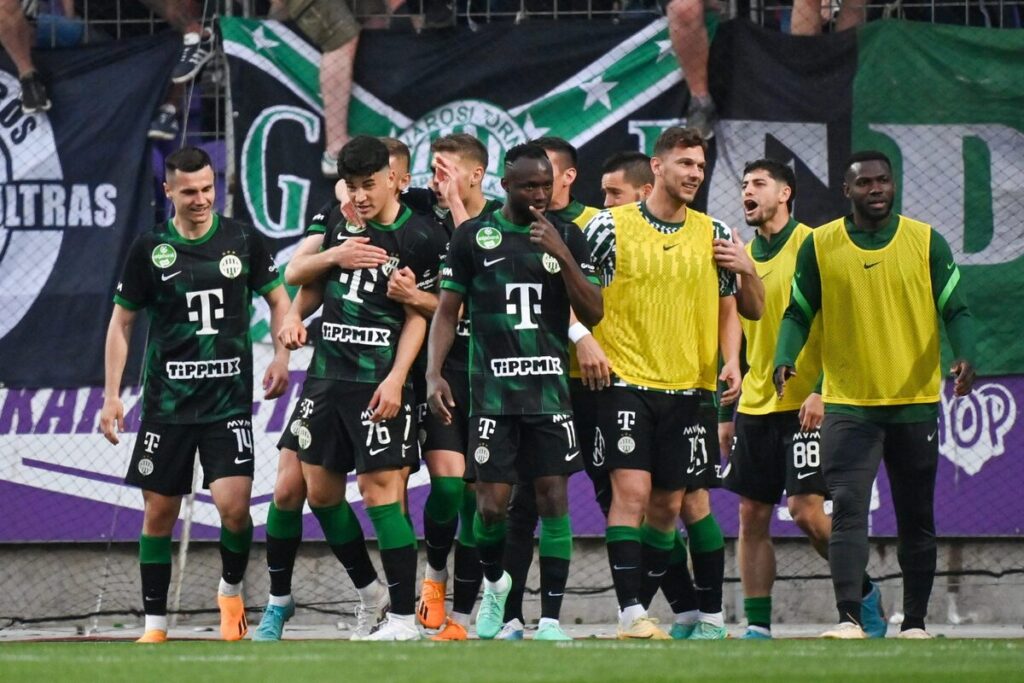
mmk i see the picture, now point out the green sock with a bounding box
[311,501,364,546]
[139,534,172,564]
[668,530,688,564]
[472,511,507,547]
[425,476,465,523]
[266,502,302,539]
[686,514,725,554]
[605,525,642,544]
[367,502,416,550]
[640,524,676,551]
[220,520,253,555]
[539,515,573,561]
[458,490,477,547]
[745,596,772,629]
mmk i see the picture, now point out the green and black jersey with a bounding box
[441,209,600,416]
[308,202,446,384]
[114,214,282,424]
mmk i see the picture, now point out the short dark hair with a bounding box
[338,136,390,178]
[165,146,212,177]
[380,137,411,169]
[844,150,892,177]
[504,143,551,169]
[602,151,654,187]
[431,133,489,169]
[532,136,578,169]
[653,126,707,157]
[743,158,797,210]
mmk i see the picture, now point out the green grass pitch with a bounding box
[1,639,1022,682]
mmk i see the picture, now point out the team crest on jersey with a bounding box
[476,227,502,250]
[618,435,636,454]
[219,252,243,279]
[137,458,154,476]
[542,253,561,274]
[152,243,177,269]
[346,221,366,234]
[474,446,490,464]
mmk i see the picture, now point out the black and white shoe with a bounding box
[172,29,215,84]
[20,72,52,114]
[148,105,180,141]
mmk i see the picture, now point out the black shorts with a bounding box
[570,379,611,514]
[125,414,255,496]
[685,401,723,491]
[276,396,305,453]
[465,413,584,484]
[723,411,828,504]
[596,386,701,491]
[296,377,416,475]
[421,364,470,456]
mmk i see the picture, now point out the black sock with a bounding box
[452,542,482,615]
[330,539,378,590]
[639,543,672,611]
[140,562,171,616]
[606,527,643,609]
[691,547,725,614]
[838,600,862,625]
[902,615,925,631]
[663,560,698,614]
[478,540,506,584]
[424,513,459,573]
[266,534,302,597]
[862,574,874,597]
[220,545,249,586]
[539,556,570,620]
[502,486,537,623]
[379,545,418,615]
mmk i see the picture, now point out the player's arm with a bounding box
[530,207,602,327]
[570,308,611,391]
[426,289,462,426]
[286,232,390,286]
[718,295,742,405]
[434,154,471,227]
[930,230,977,396]
[100,304,137,445]
[773,234,822,397]
[714,231,764,320]
[368,307,426,423]
[261,285,292,399]
[278,279,325,350]
[388,268,439,318]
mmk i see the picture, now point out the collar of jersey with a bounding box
[751,216,799,262]
[553,197,585,223]
[493,209,531,233]
[366,205,412,232]
[165,213,220,245]
[843,212,899,246]
[638,201,684,233]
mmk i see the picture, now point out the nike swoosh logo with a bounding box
[483,257,506,267]
[234,457,253,465]
[161,271,181,281]
[760,271,773,279]
[864,262,882,269]
[565,450,580,462]
[692,468,706,477]
[646,570,667,578]
[927,431,937,442]
[370,447,388,456]
[797,471,816,480]
[387,581,400,588]
[663,244,679,251]
[612,565,638,571]
[947,262,955,271]
[546,592,564,597]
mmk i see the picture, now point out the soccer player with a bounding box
[583,127,749,640]
[723,159,885,639]
[252,179,392,642]
[496,136,604,640]
[389,134,502,641]
[100,146,291,643]
[281,136,446,641]
[600,151,654,208]
[426,143,603,641]
[775,151,976,639]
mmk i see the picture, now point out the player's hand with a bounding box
[713,236,756,277]
[576,335,611,390]
[528,206,569,261]
[335,179,364,228]
[99,396,125,445]
[368,375,403,423]
[773,365,796,399]
[329,237,389,270]
[950,359,976,397]
[277,314,308,350]
[719,359,742,405]
[426,372,455,426]
[387,266,419,305]
[263,356,289,400]
[434,154,465,207]
[718,420,735,460]
[799,392,824,432]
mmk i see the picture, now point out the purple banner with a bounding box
[1,358,1021,541]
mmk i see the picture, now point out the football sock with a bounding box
[367,502,417,616]
[265,502,303,597]
[662,531,699,614]
[902,615,926,631]
[502,485,538,623]
[744,596,772,629]
[452,492,482,616]
[539,515,572,620]
[424,476,463,573]
[312,501,377,589]
[838,601,862,625]
[687,514,725,616]
[473,512,507,583]
[638,524,674,610]
[606,525,643,609]
[219,518,253,586]
[139,534,172,617]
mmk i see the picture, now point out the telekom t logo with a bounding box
[186,288,225,335]
[478,417,497,440]
[143,431,161,454]
[505,283,542,330]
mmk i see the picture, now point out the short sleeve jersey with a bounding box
[308,202,446,383]
[441,209,600,416]
[113,215,282,424]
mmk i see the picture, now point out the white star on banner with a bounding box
[580,76,617,111]
[252,26,280,51]
[521,113,550,139]
[655,39,674,62]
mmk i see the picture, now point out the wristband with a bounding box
[568,322,591,344]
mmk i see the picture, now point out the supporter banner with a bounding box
[0,352,1020,541]
[0,33,179,387]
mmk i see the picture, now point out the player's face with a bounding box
[389,154,411,195]
[741,169,789,226]
[502,158,553,218]
[429,151,480,208]
[653,144,705,205]
[844,160,894,220]
[601,170,648,208]
[345,167,396,221]
[544,150,575,206]
[164,165,215,227]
